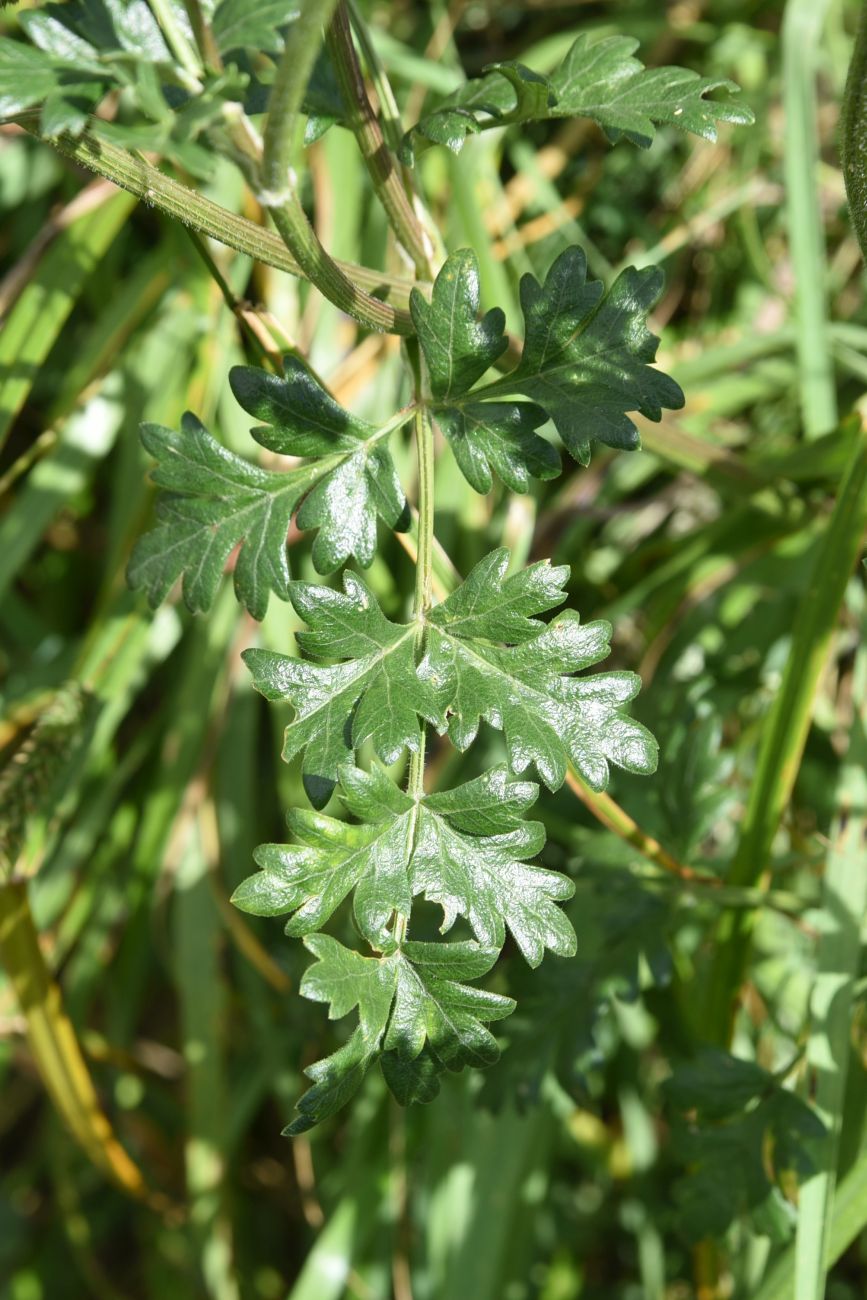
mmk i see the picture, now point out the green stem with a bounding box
[346,0,406,155]
[327,3,432,275]
[182,0,223,70]
[412,409,436,622]
[149,0,202,83]
[393,346,436,947]
[258,0,410,334]
[793,611,867,1300]
[12,115,415,324]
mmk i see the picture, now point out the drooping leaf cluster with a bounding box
[54,10,749,1136]
[231,548,656,1127]
[126,237,673,1128]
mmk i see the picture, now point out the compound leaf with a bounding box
[414,247,684,475]
[230,359,409,573]
[411,249,560,491]
[243,550,656,800]
[403,30,753,161]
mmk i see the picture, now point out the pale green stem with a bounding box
[258,0,412,333]
[11,114,415,324]
[182,0,222,69]
[346,0,406,154]
[149,0,202,83]
[393,350,436,947]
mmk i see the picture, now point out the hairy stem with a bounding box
[11,115,415,321]
[327,3,432,275]
[346,0,407,155]
[259,0,411,334]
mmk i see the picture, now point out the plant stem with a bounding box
[393,344,436,947]
[258,0,411,334]
[149,0,202,83]
[327,3,432,275]
[346,0,407,155]
[841,1,867,263]
[12,115,415,324]
[182,0,223,70]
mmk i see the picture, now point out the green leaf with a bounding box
[0,36,104,131]
[128,358,411,619]
[243,549,656,799]
[232,763,574,966]
[414,248,684,474]
[283,933,514,1131]
[403,31,754,161]
[423,549,658,790]
[411,249,560,491]
[212,0,298,55]
[285,933,396,1134]
[384,940,514,1068]
[230,360,409,573]
[412,796,574,967]
[126,414,316,620]
[242,574,445,807]
[665,1049,824,1241]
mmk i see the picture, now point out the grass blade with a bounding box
[0,191,135,452]
[793,610,867,1300]
[705,427,867,1042]
[782,0,837,438]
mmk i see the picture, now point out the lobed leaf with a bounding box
[282,931,516,1132]
[413,247,684,479]
[126,414,314,620]
[243,548,657,800]
[128,358,410,620]
[233,763,575,965]
[402,30,754,161]
[242,573,444,807]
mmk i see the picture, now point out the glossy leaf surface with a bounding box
[128,358,409,619]
[403,31,754,160]
[413,247,684,477]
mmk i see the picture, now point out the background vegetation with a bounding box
[1,1,866,1297]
